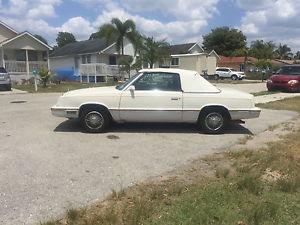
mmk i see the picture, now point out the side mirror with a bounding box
[128,85,135,92]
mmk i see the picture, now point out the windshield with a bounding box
[116,73,141,90]
[277,66,300,76]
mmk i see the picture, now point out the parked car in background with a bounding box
[215,67,246,80]
[51,69,260,134]
[267,65,300,92]
[0,67,11,91]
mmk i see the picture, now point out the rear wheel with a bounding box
[199,109,228,134]
[231,75,238,80]
[214,74,220,80]
[80,108,110,133]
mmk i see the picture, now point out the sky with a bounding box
[0,0,300,51]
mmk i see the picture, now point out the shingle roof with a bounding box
[50,38,114,57]
[170,43,196,55]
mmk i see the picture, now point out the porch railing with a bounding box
[80,63,120,77]
[5,60,48,73]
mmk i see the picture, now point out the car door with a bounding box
[119,72,183,122]
[223,68,230,78]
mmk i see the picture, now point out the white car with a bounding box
[51,68,260,134]
[215,67,246,80]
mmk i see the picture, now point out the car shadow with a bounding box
[54,119,253,135]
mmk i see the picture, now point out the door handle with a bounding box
[171,97,180,100]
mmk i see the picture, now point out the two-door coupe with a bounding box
[51,69,261,134]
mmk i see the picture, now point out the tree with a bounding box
[56,32,76,48]
[203,27,247,56]
[34,35,48,45]
[249,40,276,60]
[38,67,51,88]
[275,43,292,59]
[294,51,300,59]
[96,18,139,56]
[141,37,170,68]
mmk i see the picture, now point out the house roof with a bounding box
[170,43,198,55]
[50,38,114,57]
[0,21,18,34]
[0,31,52,50]
[219,56,258,64]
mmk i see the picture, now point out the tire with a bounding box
[6,84,11,91]
[199,109,227,134]
[231,75,238,80]
[80,107,110,133]
[214,74,220,80]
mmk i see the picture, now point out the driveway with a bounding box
[0,92,298,224]
[215,82,267,93]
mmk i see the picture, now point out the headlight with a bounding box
[288,80,299,85]
[267,79,273,83]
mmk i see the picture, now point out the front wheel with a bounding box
[231,75,238,80]
[80,108,110,133]
[199,110,227,134]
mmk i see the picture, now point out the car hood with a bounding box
[270,74,300,81]
[63,86,120,97]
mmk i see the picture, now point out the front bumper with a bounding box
[51,106,79,118]
[229,107,261,120]
[0,80,11,85]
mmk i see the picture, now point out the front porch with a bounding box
[79,63,121,83]
[0,31,52,81]
[1,49,49,80]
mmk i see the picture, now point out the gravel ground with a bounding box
[0,86,298,224]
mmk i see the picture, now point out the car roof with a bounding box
[139,68,220,93]
[139,68,197,74]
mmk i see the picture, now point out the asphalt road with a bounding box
[0,92,298,224]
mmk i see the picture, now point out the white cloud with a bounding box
[238,0,300,50]
[0,0,219,46]
[61,17,96,40]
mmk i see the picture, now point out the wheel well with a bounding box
[79,104,112,119]
[198,106,231,121]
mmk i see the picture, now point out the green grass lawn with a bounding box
[42,97,300,225]
[13,82,117,93]
[252,90,281,96]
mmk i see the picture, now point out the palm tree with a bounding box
[141,37,170,68]
[275,43,291,59]
[97,18,138,56]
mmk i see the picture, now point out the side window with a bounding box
[224,69,229,72]
[134,72,181,91]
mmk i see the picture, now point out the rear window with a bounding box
[0,67,7,73]
[278,66,300,75]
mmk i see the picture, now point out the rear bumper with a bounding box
[51,106,79,118]
[229,107,261,120]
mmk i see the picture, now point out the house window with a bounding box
[28,51,38,61]
[171,57,179,66]
[86,55,91,63]
[109,55,117,65]
[82,55,92,64]
[81,55,86,64]
[16,50,26,61]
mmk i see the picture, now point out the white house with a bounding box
[49,38,135,83]
[0,21,52,81]
[168,43,219,76]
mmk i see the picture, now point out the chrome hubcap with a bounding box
[205,112,224,131]
[85,111,104,130]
